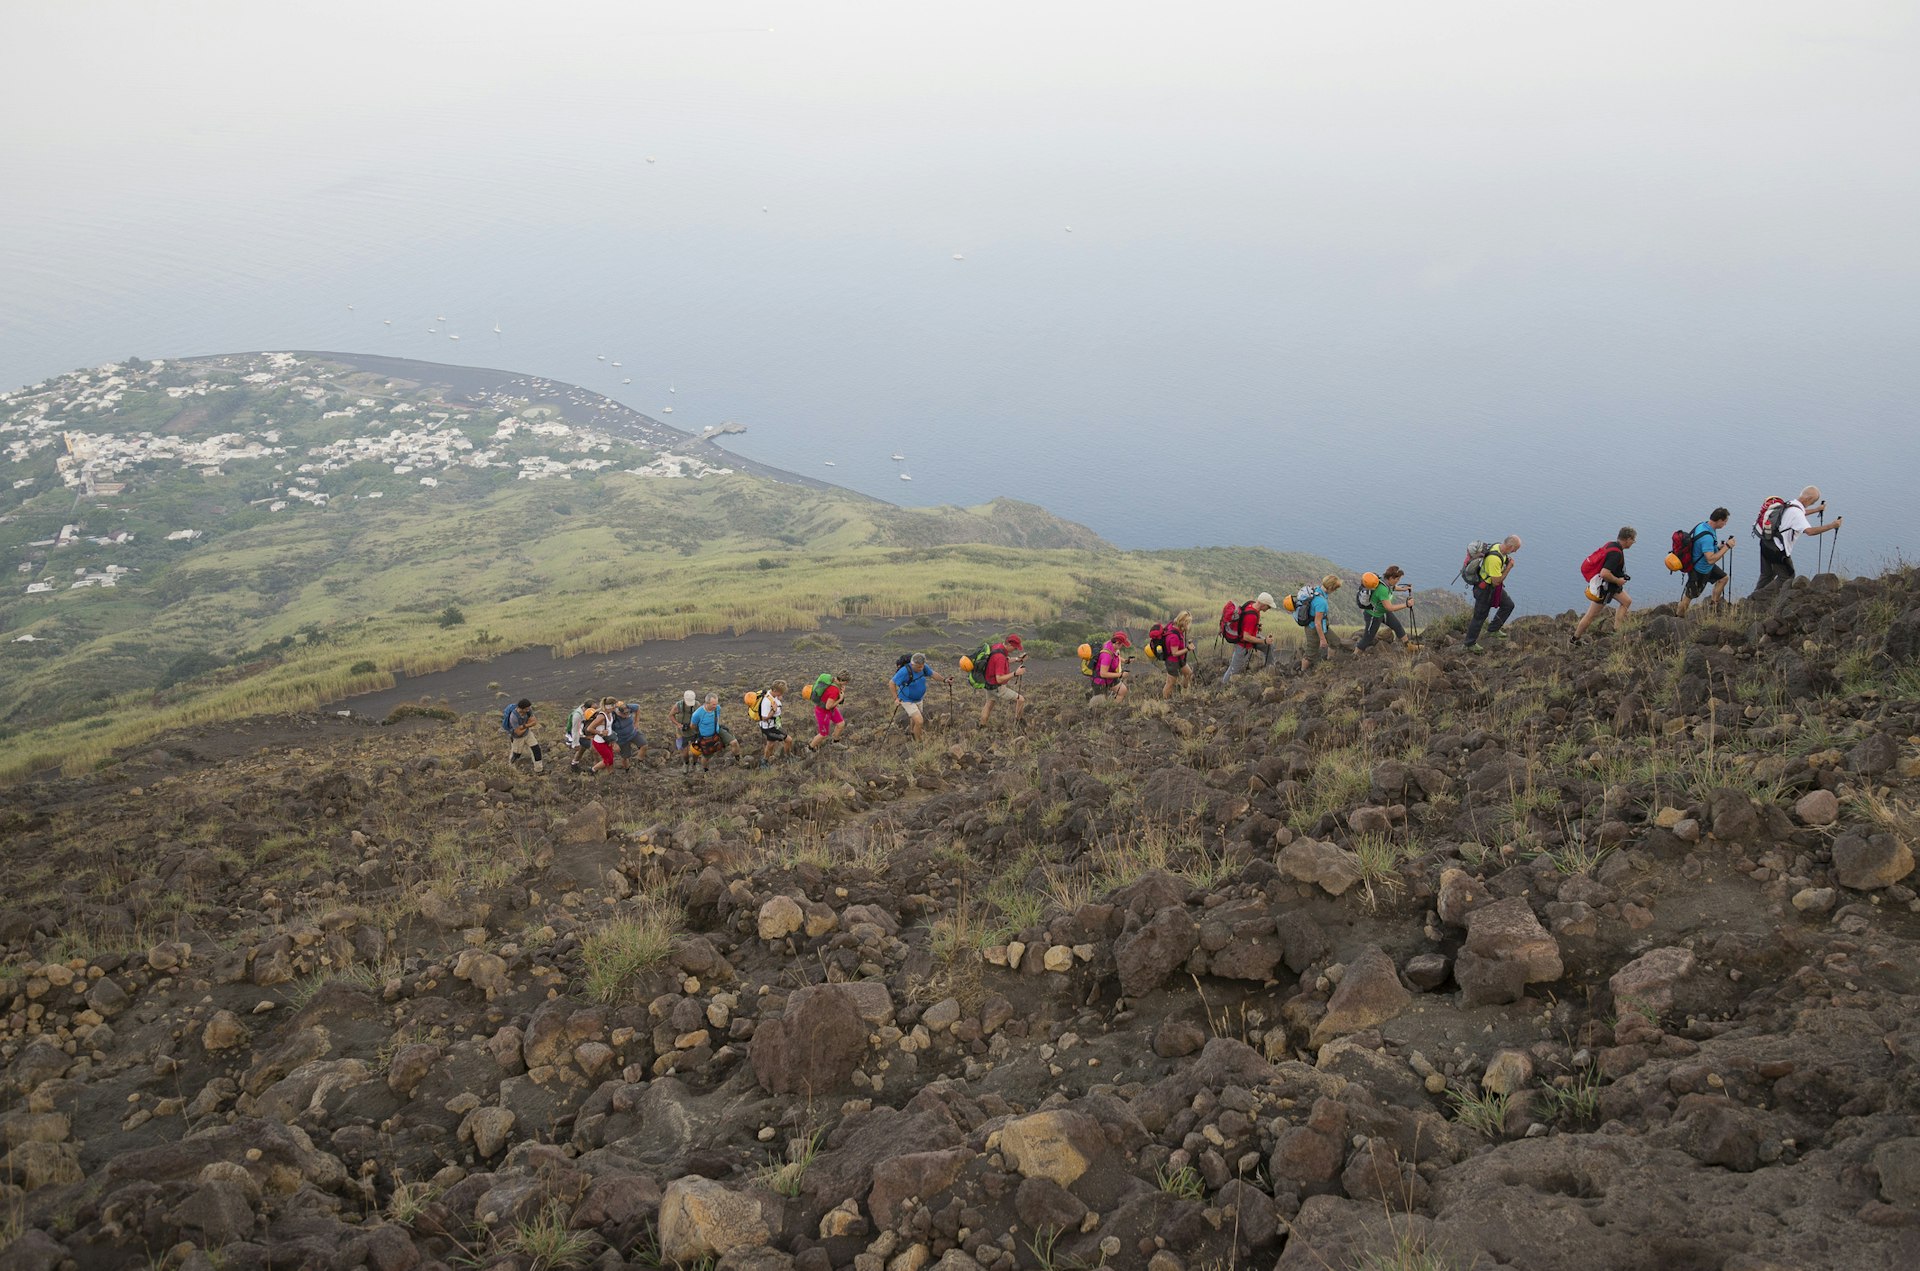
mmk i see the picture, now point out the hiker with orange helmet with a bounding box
[806,673,847,752]
[1089,631,1133,702]
[1674,509,1734,617]
[1220,593,1277,684]
[979,634,1027,728]
[1355,567,1414,651]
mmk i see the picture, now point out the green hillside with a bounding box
[0,353,1351,778]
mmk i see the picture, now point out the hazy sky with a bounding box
[4,2,1917,592]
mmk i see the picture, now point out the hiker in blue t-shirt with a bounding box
[891,652,947,741]
[1302,574,1342,667]
[1677,508,1734,617]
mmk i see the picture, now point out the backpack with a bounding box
[1667,529,1691,573]
[896,653,913,670]
[743,689,763,713]
[1460,541,1495,586]
[1579,543,1616,583]
[961,641,993,688]
[1219,601,1254,645]
[1753,497,1790,549]
[1291,585,1320,628]
[501,704,520,735]
[1077,641,1098,679]
[1146,621,1171,661]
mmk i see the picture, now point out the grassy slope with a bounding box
[0,358,1354,780]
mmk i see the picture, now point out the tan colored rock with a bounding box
[461,1105,515,1158]
[1793,789,1840,827]
[659,1176,771,1265]
[1480,1049,1533,1096]
[559,800,608,844]
[1043,945,1074,973]
[757,895,804,941]
[1609,946,1696,1015]
[1309,947,1410,1047]
[202,1010,251,1053]
[453,949,510,1000]
[1277,838,1363,896]
[1435,868,1488,926]
[998,1110,1104,1187]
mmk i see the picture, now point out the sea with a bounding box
[4,1,1917,610]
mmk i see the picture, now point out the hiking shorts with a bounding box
[987,684,1022,703]
[814,706,844,736]
[617,736,645,759]
[760,725,787,742]
[898,700,923,720]
[1587,580,1624,606]
[1684,566,1726,598]
[1163,654,1187,675]
[589,738,616,766]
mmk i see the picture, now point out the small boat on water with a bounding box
[383,319,392,325]
[493,322,502,334]
[427,328,436,334]
[824,461,836,467]
[662,406,674,413]
[448,334,460,341]
[346,304,355,310]
[952,253,964,260]
[612,361,622,367]
[891,453,905,461]
[622,377,631,384]
[436,315,447,322]
[899,473,912,481]
[597,354,607,361]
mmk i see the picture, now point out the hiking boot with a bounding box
[533,762,545,774]
[1493,630,1511,641]
[1466,643,1485,656]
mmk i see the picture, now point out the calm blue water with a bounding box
[4,1,1917,607]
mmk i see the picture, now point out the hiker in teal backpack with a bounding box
[1675,509,1734,617]
[1293,575,1342,666]
[503,699,545,773]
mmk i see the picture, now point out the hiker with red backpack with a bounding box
[1672,509,1735,617]
[1462,536,1521,654]
[1572,528,1636,645]
[1152,612,1194,699]
[1752,486,1842,595]
[1219,593,1277,684]
[978,635,1027,728]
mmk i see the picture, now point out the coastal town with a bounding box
[0,352,737,602]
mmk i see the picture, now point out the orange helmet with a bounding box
[1361,572,1380,590]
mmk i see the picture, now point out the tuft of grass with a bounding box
[1537,838,1614,877]
[757,1127,825,1198]
[581,905,683,1002]
[504,1204,596,1271]
[1156,1163,1205,1201]
[386,1178,439,1226]
[1539,1070,1604,1125]
[1444,1087,1509,1138]
[1350,1221,1464,1271]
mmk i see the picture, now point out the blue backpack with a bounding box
[501,704,518,734]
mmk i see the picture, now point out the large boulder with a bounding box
[1114,905,1197,998]
[1609,947,1696,1015]
[1277,838,1363,896]
[997,1109,1105,1187]
[1462,898,1562,984]
[1310,947,1410,1047]
[1833,832,1915,890]
[750,984,882,1096]
[658,1177,770,1266]
[867,1147,972,1228]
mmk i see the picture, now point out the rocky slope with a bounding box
[5,571,1920,1271]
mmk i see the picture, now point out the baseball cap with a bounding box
[1256,592,1276,607]
[683,690,697,707]
[1005,634,1023,650]
[1111,631,1132,646]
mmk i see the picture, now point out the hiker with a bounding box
[1220,593,1277,684]
[565,698,595,772]
[584,697,619,773]
[610,700,647,770]
[891,653,945,740]
[1292,575,1342,665]
[687,691,734,773]
[979,635,1027,728]
[1572,528,1636,644]
[1463,535,1522,654]
[1753,486,1842,594]
[1675,509,1735,617]
[807,673,846,751]
[1158,612,1194,699]
[1355,568,1414,651]
[756,680,793,764]
[669,690,699,759]
[503,698,545,773]
[1089,631,1132,701]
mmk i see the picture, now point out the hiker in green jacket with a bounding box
[1354,567,1414,651]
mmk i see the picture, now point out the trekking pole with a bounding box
[1816,508,1826,574]
[1830,521,1842,576]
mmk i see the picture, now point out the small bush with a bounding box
[436,604,466,628]
[582,906,683,1002]
[349,659,378,675]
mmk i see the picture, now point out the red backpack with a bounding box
[1579,543,1616,582]
[1218,601,1254,645]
